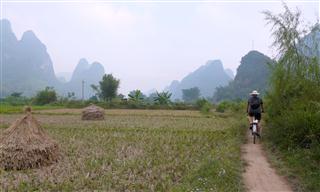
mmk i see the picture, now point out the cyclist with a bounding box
[247,90,264,136]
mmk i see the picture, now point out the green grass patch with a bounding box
[264,129,320,192]
[0,104,62,114]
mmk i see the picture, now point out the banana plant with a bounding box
[128,90,144,103]
[154,91,172,105]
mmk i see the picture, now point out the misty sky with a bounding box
[2,0,319,94]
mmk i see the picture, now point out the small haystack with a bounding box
[0,107,60,170]
[82,104,105,120]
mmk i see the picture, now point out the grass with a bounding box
[0,103,63,114]
[263,128,320,192]
[0,109,247,191]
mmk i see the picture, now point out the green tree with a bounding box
[182,87,200,103]
[34,87,57,105]
[92,74,120,102]
[154,91,172,105]
[10,92,23,97]
[4,92,28,105]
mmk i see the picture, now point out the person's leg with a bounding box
[248,113,254,129]
[255,113,262,135]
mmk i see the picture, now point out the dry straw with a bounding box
[82,104,105,120]
[0,107,60,170]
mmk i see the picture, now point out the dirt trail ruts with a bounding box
[242,132,292,192]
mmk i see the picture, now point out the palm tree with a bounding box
[154,91,172,105]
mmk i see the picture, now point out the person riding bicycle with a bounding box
[247,90,264,136]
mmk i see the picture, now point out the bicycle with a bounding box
[251,118,260,144]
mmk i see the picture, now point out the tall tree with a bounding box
[182,87,200,103]
[92,74,120,102]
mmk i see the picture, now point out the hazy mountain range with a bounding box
[166,60,232,100]
[301,25,320,58]
[4,19,315,101]
[65,58,105,99]
[213,50,273,102]
[0,19,105,98]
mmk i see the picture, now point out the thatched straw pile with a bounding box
[82,104,105,120]
[0,107,60,170]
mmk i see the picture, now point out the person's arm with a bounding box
[261,100,264,113]
[246,102,249,114]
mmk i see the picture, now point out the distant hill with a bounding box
[56,72,72,82]
[1,19,59,96]
[225,69,234,79]
[300,25,320,58]
[166,60,231,100]
[213,50,273,102]
[0,19,106,98]
[64,59,105,99]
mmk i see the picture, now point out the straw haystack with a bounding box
[82,104,105,120]
[0,107,60,170]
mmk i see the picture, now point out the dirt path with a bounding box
[242,132,292,192]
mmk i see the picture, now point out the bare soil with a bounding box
[242,132,292,192]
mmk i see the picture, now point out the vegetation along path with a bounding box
[242,131,292,192]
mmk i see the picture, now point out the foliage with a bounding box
[182,87,200,103]
[264,4,320,148]
[128,90,145,103]
[10,92,23,97]
[145,92,157,104]
[216,101,245,113]
[3,92,29,106]
[200,102,212,115]
[195,98,212,114]
[91,74,120,102]
[216,101,228,113]
[264,5,320,191]
[34,87,57,105]
[154,91,172,105]
[196,98,209,109]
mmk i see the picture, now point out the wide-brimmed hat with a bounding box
[250,90,260,95]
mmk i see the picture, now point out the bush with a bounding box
[34,87,57,105]
[215,100,245,113]
[196,98,208,109]
[4,95,29,106]
[215,101,230,113]
[200,102,212,114]
[263,6,320,190]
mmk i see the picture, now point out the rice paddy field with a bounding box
[0,109,247,191]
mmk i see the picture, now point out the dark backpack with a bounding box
[250,97,261,110]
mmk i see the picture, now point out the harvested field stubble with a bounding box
[0,109,246,191]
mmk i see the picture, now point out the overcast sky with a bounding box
[2,0,319,94]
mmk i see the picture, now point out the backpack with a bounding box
[250,97,261,110]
